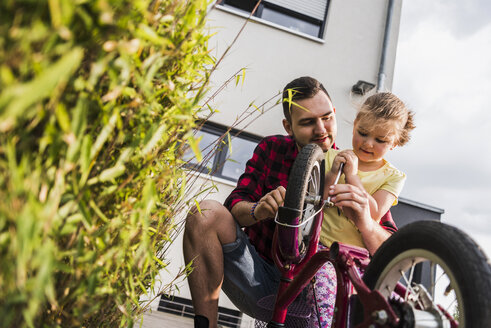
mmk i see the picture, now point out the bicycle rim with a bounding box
[375,249,464,326]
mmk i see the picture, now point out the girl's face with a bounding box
[352,118,398,166]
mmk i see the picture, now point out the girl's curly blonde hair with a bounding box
[355,92,415,146]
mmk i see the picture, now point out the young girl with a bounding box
[308,92,415,327]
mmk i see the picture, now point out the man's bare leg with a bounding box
[183,200,237,328]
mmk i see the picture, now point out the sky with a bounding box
[389,0,491,258]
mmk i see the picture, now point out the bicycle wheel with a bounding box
[360,220,491,327]
[276,143,325,263]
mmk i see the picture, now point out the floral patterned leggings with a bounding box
[307,244,337,327]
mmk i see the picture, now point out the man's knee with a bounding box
[185,199,236,244]
[185,200,226,231]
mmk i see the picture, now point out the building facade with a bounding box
[138,1,442,327]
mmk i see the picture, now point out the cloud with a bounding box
[395,24,491,112]
[401,0,491,39]
[393,2,491,258]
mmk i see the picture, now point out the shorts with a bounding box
[221,223,281,321]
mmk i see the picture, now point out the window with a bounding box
[159,294,243,327]
[218,0,330,39]
[183,122,261,182]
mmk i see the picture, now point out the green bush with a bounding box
[0,0,213,326]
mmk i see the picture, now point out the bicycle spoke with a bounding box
[311,170,317,190]
[434,267,445,286]
[446,297,457,311]
[308,175,314,188]
[308,177,318,196]
[402,259,416,301]
[400,270,410,300]
[407,260,415,285]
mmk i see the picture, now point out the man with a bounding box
[183,77,397,327]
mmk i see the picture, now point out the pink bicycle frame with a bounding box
[269,207,400,327]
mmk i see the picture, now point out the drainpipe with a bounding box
[377,0,395,92]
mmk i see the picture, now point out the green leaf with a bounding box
[71,95,88,137]
[0,48,84,130]
[48,0,63,28]
[136,24,166,46]
[89,200,109,223]
[87,164,126,185]
[116,147,134,165]
[187,135,203,162]
[142,179,157,216]
[142,124,166,155]
[226,132,232,154]
[241,68,246,86]
[79,134,92,186]
[194,199,201,214]
[90,110,118,161]
[55,103,71,133]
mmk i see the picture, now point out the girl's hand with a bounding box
[336,150,358,176]
[330,153,346,175]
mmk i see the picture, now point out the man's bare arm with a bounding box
[231,186,286,226]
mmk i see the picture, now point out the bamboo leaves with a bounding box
[0,48,83,132]
[0,0,213,326]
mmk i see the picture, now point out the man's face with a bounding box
[283,91,337,152]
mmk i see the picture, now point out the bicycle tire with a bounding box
[360,220,491,327]
[277,143,325,263]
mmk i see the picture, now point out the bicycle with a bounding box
[256,144,491,327]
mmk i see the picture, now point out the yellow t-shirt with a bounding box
[319,149,406,248]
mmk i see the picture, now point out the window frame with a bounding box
[217,0,330,39]
[185,121,262,182]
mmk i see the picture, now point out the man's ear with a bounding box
[283,119,293,136]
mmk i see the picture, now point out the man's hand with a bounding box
[328,171,392,255]
[328,183,371,231]
[254,186,286,221]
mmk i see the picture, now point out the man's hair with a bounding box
[282,76,332,123]
[356,92,415,146]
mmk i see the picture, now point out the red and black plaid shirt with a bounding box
[224,135,397,263]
